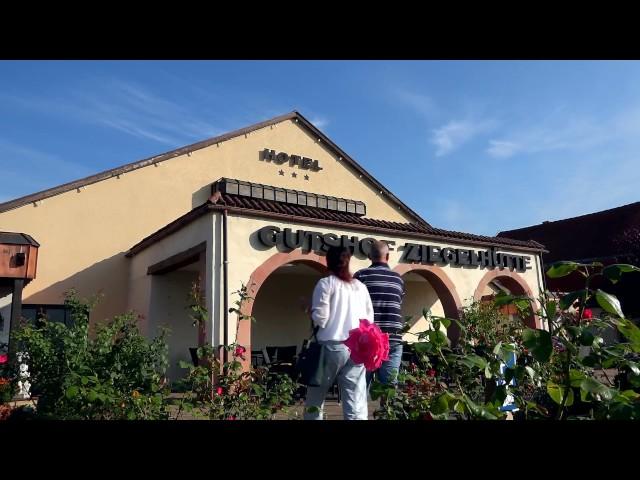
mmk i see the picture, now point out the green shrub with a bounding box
[11,290,170,420]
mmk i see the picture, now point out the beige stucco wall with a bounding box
[0,119,412,322]
[402,273,444,343]
[251,265,322,352]
[225,214,544,346]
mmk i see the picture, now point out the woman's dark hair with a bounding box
[326,245,353,282]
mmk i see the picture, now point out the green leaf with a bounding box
[580,377,614,401]
[87,390,98,402]
[460,354,487,370]
[627,361,640,377]
[429,329,448,347]
[178,360,192,369]
[81,376,89,386]
[484,364,493,379]
[523,328,552,362]
[579,330,595,346]
[439,317,452,328]
[453,400,466,414]
[547,382,574,406]
[65,386,79,399]
[493,341,503,356]
[595,289,624,318]
[431,393,451,415]
[547,261,580,278]
[525,366,536,382]
[602,264,640,284]
[559,290,589,310]
[545,300,557,319]
[493,292,515,307]
[569,369,587,388]
[617,318,640,351]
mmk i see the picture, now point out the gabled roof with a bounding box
[0,111,428,226]
[127,188,546,257]
[0,231,40,247]
[497,201,640,263]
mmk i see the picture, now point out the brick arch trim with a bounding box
[393,263,463,342]
[473,270,541,328]
[236,250,328,370]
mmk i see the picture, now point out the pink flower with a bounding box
[216,387,224,396]
[583,309,593,320]
[0,354,7,364]
[427,369,436,377]
[227,416,236,420]
[343,319,390,371]
[234,345,246,358]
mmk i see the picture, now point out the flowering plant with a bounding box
[344,319,390,371]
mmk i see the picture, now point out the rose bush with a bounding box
[372,261,640,420]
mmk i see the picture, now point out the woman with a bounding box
[304,245,374,420]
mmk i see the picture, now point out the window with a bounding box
[21,304,79,327]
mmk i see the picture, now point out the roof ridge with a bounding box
[498,200,640,235]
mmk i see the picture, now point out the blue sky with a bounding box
[1,60,640,236]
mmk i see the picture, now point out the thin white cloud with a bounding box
[309,116,329,129]
[487,140,520,158]
[486,115,613,159]
[0,80,223,147]
[394,89,437,119]
[431,119,496,157]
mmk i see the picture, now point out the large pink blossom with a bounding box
[344,319,390,371]
[0,354,7,364]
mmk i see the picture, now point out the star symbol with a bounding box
[278,169,284,176]
[304,175,309,180]
[291,172,297,178]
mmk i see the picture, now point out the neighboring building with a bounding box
[498,202,640,319]
[0,112,546,381]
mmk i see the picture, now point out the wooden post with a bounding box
[7,278,23,358]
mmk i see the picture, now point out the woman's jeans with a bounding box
[304,342,368,420]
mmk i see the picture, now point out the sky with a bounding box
[1,60,640,236]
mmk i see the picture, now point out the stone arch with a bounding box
[236,250,328,370]
[393,264,463,342]
[473,270,540,329]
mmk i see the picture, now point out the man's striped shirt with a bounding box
[354,262,405,344]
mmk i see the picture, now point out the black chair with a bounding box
[251,350,267,368]
[265,345,298,378]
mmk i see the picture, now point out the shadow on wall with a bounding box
[148,269,200,383]
[192,184,213,209]
[21,251,131,327]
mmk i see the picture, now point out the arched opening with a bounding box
[474,270,539,329]
[252,262,326,364]
[393,264,463,343]
[237,251,327,370]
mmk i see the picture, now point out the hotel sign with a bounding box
[260,148,323,172]
[255,226,531,272]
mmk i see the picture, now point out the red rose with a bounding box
[0,354,7,364]
[216,387,224,395]
[427,369,436,377]
[234,345,247,358]
[343,319,390,371]
[583,309,593,320]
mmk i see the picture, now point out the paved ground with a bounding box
[168,392,380,420]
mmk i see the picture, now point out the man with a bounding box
[354,240,405,387]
